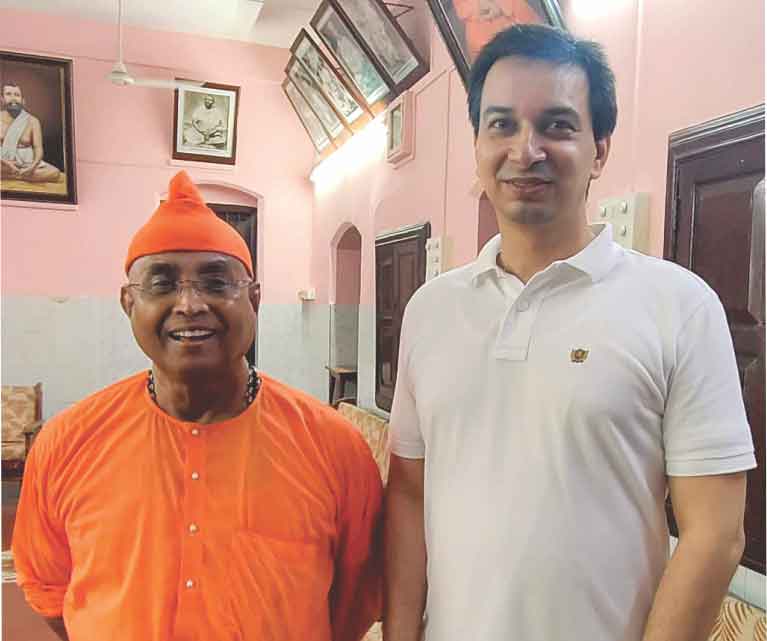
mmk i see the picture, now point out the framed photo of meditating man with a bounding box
[0,51,77,205]
[172,82,240,165]
[425,0,566,87]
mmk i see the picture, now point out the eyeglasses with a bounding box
[127,278,253,301]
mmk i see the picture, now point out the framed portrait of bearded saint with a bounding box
[172,82,240,165]
[1,51,77,205]
[426,0,566,87]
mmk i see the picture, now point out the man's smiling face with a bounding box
[475,57,609,227]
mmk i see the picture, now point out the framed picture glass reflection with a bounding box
[311,0,390,114]
[286,56,351,147]
[332,0,427,93]
[282,78,336,158]
[291,29,372,133]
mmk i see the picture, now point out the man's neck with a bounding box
[151,360,250,424]
[496,213,594,284]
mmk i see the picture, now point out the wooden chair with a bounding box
[2,383,44,478]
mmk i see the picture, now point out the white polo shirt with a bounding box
[389,224,756,641]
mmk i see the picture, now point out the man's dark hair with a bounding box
[468,24,617,141]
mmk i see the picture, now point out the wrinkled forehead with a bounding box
[129,251,247,279]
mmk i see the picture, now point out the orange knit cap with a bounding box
[124,171,253,276]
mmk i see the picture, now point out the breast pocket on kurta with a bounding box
[225,531,334,641]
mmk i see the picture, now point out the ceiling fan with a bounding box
[106,0,204,90]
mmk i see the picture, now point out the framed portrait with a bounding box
[1,51,77,205]
[172,82,239,164]
[291,29,372,134]
[282,78,336,159]
[331,0,428,94]
[426,0,566,87]
[386,90,414,166]
[311,0,391,115]
[285,56,352,147]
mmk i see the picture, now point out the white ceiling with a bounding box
[0,0,324,48]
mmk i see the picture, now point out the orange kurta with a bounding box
[12,372,383,641]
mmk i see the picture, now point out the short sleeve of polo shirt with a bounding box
[664,292,756,476]
[389,302,425,459]
[12,425,71,617]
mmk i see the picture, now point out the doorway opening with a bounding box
[329,225,362,405]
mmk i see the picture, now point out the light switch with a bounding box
[592,193,650,253]
[425,235,451,281]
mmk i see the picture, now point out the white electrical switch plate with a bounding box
[425,236,450,281]
[593,192,650,253]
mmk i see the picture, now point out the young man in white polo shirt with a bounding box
[383,24,756,641]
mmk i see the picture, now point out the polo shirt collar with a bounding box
[470,223,622,286]
[563,223,622,283]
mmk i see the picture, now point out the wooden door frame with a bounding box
[208,202,258,365]
[664,104,765,260]
[374,222,431,412]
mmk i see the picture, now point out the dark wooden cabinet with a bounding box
[375,223,429,411]
[664,105,765,574]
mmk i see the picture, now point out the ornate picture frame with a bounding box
[1,51,77,205]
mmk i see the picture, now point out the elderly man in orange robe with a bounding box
[454,0,543,61]
[12,171,383,641]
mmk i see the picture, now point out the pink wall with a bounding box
[336,249,361,306]
[1,9,316,304]
[312,13,480,305]
[568,0,765,255]
[312,0,765,310]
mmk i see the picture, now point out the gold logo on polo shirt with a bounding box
[570,348,589,363]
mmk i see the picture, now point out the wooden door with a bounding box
[375,223,430,411]
[208,203,258,366]
[665,105,765,573]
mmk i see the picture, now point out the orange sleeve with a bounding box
[329,432,384,641]
[11,424,71,618]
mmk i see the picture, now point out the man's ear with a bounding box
[249,282,261,315]
[591,135,611,180]
[120,285,135,318]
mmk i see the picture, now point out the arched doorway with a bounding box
[329,225,362,404]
